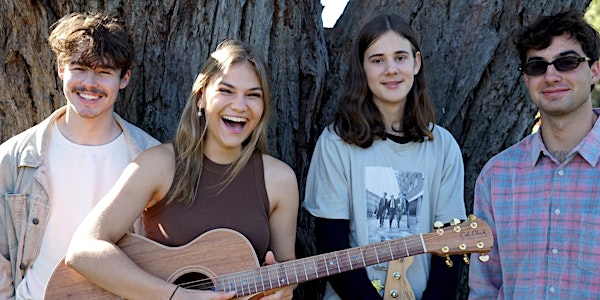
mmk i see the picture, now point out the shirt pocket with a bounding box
[577,213,600,276]
[4,193,28,246]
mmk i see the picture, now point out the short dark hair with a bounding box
[48,12,134,78]
[515,9,600,65]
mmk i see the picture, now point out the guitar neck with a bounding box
[214,233,427,296]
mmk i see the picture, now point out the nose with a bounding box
[384,60,399,75]
[81,70,99,87]
[543,64,561,83]
[230,94,248,111]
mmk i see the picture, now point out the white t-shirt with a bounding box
[16,123,130,299]
[304,125,466,300]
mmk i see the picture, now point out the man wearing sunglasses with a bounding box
[469,9,600,299]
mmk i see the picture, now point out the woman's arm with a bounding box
[65,144,234,300]
[262,154,299,299]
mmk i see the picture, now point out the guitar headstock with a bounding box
[424,215,493,261]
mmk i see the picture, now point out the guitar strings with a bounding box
[167,225,478,295]
[167,233,437,294]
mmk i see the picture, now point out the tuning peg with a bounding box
[450,218,461,226]
[463,254,469,264]
[433,221,444,229]
[467,214,477,221]
[445,255,453,267]
[478,254,489,263]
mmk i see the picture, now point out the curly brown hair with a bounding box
[48,12,134,78]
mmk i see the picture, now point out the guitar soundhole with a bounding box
[172,272,214,291]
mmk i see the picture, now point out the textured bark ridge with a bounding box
[0,1,590,299]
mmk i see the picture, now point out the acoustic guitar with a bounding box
[44,215,492,299]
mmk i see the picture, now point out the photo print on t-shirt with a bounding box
[365,166,424,245]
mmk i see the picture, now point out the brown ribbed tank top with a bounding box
[143,152,270,259]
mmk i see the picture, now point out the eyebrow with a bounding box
[69,60,117,70]
[219,81,263,92]
[527,50,581,62]
[367,50,410,60]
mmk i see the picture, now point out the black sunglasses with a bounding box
[518,56,591,76]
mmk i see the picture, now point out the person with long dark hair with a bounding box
[304,14,466,300]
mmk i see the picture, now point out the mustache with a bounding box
[72,87,107,97]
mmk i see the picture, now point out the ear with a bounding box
[590,59,600,85]
[119,69,131,89]
[413,51,422,75]
[196,88,204,111]
[57,62,65,80]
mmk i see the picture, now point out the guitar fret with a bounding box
[253,268,259,294]
[387,241,394,260]
[403,237,409,256]
[233,273,242,296]
[345,249,353,270]
[266,265,274,290]
[334,252,341,273]
[233,273,244,295]
[311,256,318,279]
[240,271,249,295]
[301,259,309,281]
[278,264,287,287]
[419,233,427,252]
[292,261,299,285]
[373,244,380,263]
[259,267,266,294]
[293,262,299,283]
[360,246,366,266]
[224,275,233,294]
[379,242,393,262]
[322,255,330,276]
[347,247,364,270]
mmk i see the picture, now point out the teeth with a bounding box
[79,93,100,100]
[222,116,247,123]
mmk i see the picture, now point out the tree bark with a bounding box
[0,0,591,299]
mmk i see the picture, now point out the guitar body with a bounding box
[44,228,263,300]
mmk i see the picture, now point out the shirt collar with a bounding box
[575,108,600,166]
[531,108,600,167]
[530,131,544,166]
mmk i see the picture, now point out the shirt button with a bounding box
[549,286,555,293]
[558,170,564,176]
[32,218,39,225]
[552,248,558,254]
[554,209,560,215]
[19,263,26,270]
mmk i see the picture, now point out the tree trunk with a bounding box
[0,0,591,299]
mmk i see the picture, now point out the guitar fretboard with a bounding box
[215,233,427,296]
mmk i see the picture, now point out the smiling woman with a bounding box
[63,40,299,300]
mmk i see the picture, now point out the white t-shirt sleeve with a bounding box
[303,127,351,220]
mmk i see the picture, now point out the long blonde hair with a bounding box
[166,40,271,206]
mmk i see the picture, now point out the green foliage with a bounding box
[586,0,600,107]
